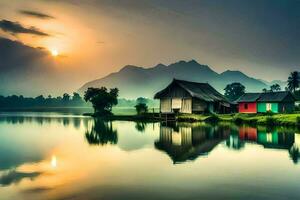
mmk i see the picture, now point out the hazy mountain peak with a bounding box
[79,60,270,99]
[119,65,142,72]
[153,63,167,68]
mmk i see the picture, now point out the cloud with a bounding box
[0,20,50,36]
[0,170,41,186]
[19,10,54,19]
[0,37,58,95]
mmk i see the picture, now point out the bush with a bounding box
[297,117,300,126]
[135,103,148,115]
[205,114,219,123]
[233,116,243,125]
[265,110,274,116]
[266,116,276,126]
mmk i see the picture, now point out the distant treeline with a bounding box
[0,93,87,108]
[0,93,158,108]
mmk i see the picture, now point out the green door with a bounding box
[257,102,278,113]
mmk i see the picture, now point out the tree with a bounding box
[287,71,299,93]
[136,97,148,105]
[84,87,119,115]
[262,88,268,93]
[224,82,245,102]
[72,92,84,105]
[135,103,148,115]
[62,93,71,102]
[270,84,281,92]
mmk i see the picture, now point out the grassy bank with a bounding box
[177,113,300,126]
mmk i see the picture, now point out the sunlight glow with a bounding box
[51,49,59,57]
[51,155,57,168]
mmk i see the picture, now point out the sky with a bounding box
[0,0,299,96]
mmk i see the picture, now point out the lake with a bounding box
[0,112,300,200]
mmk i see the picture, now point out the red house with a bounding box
[237,93,261,113]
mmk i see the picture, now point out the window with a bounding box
[244,103,248,109]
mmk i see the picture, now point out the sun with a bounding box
[51,49,59,57]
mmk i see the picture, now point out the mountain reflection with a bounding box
[156,123,300,164]
[85,119,118,145]
[155,123,231,164]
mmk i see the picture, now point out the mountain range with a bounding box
[79,60,286,99]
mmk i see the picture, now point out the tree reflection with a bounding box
[289,146,300,164]
[135,122,147,133]
[85,119,118,145]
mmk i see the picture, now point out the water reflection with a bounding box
[85,119,118,145]
[135,122,147,132]
[1,113,300,200]
[156,123,300,165]
[155,123,230,164]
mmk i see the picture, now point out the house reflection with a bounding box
[235,126,295,150]
[256,127,295,150]
[234,126,300,164]
[155,123,300,164]
[155,123,230,164]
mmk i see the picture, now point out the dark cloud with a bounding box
[19,10,54,19]
[0,37,58,96]
[0,170,41,186]
[0,37,49,71]
[0,20,50,36]
[22,186,54,193]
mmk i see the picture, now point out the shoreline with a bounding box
[84,112,300,127]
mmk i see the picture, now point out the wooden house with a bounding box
[257,91,295,113]
[237,91,295,113]
[154,79,231,114]
[237,93,261,113]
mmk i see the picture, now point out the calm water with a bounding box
[0,112,300,200]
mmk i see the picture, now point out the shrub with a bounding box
[297,117,300,126]
[205,114,219,123]
[265,110,274,116]
[233,116,243,125]
[266,116,276,126]
[135,103,148,115]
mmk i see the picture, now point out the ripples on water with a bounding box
[0,113,300,200]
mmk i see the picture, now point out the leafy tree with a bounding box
[135,103,148,115]
[35,95,45,105]
[287,71,299,93]
[136,97,148,105]
[262,88,268,93]
[270,84,281,92]
[62,93,71,102]
[224,82,245,102]
[84,87,119,115]
[72,92,84,105]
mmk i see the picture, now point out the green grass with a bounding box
[112,107,159,115]
[177,113,300,126]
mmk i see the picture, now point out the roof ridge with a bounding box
[173,78,210,85]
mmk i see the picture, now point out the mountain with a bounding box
[258,79,287,90]
[79,60,273,99]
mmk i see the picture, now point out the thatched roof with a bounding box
[154,79,229,103]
